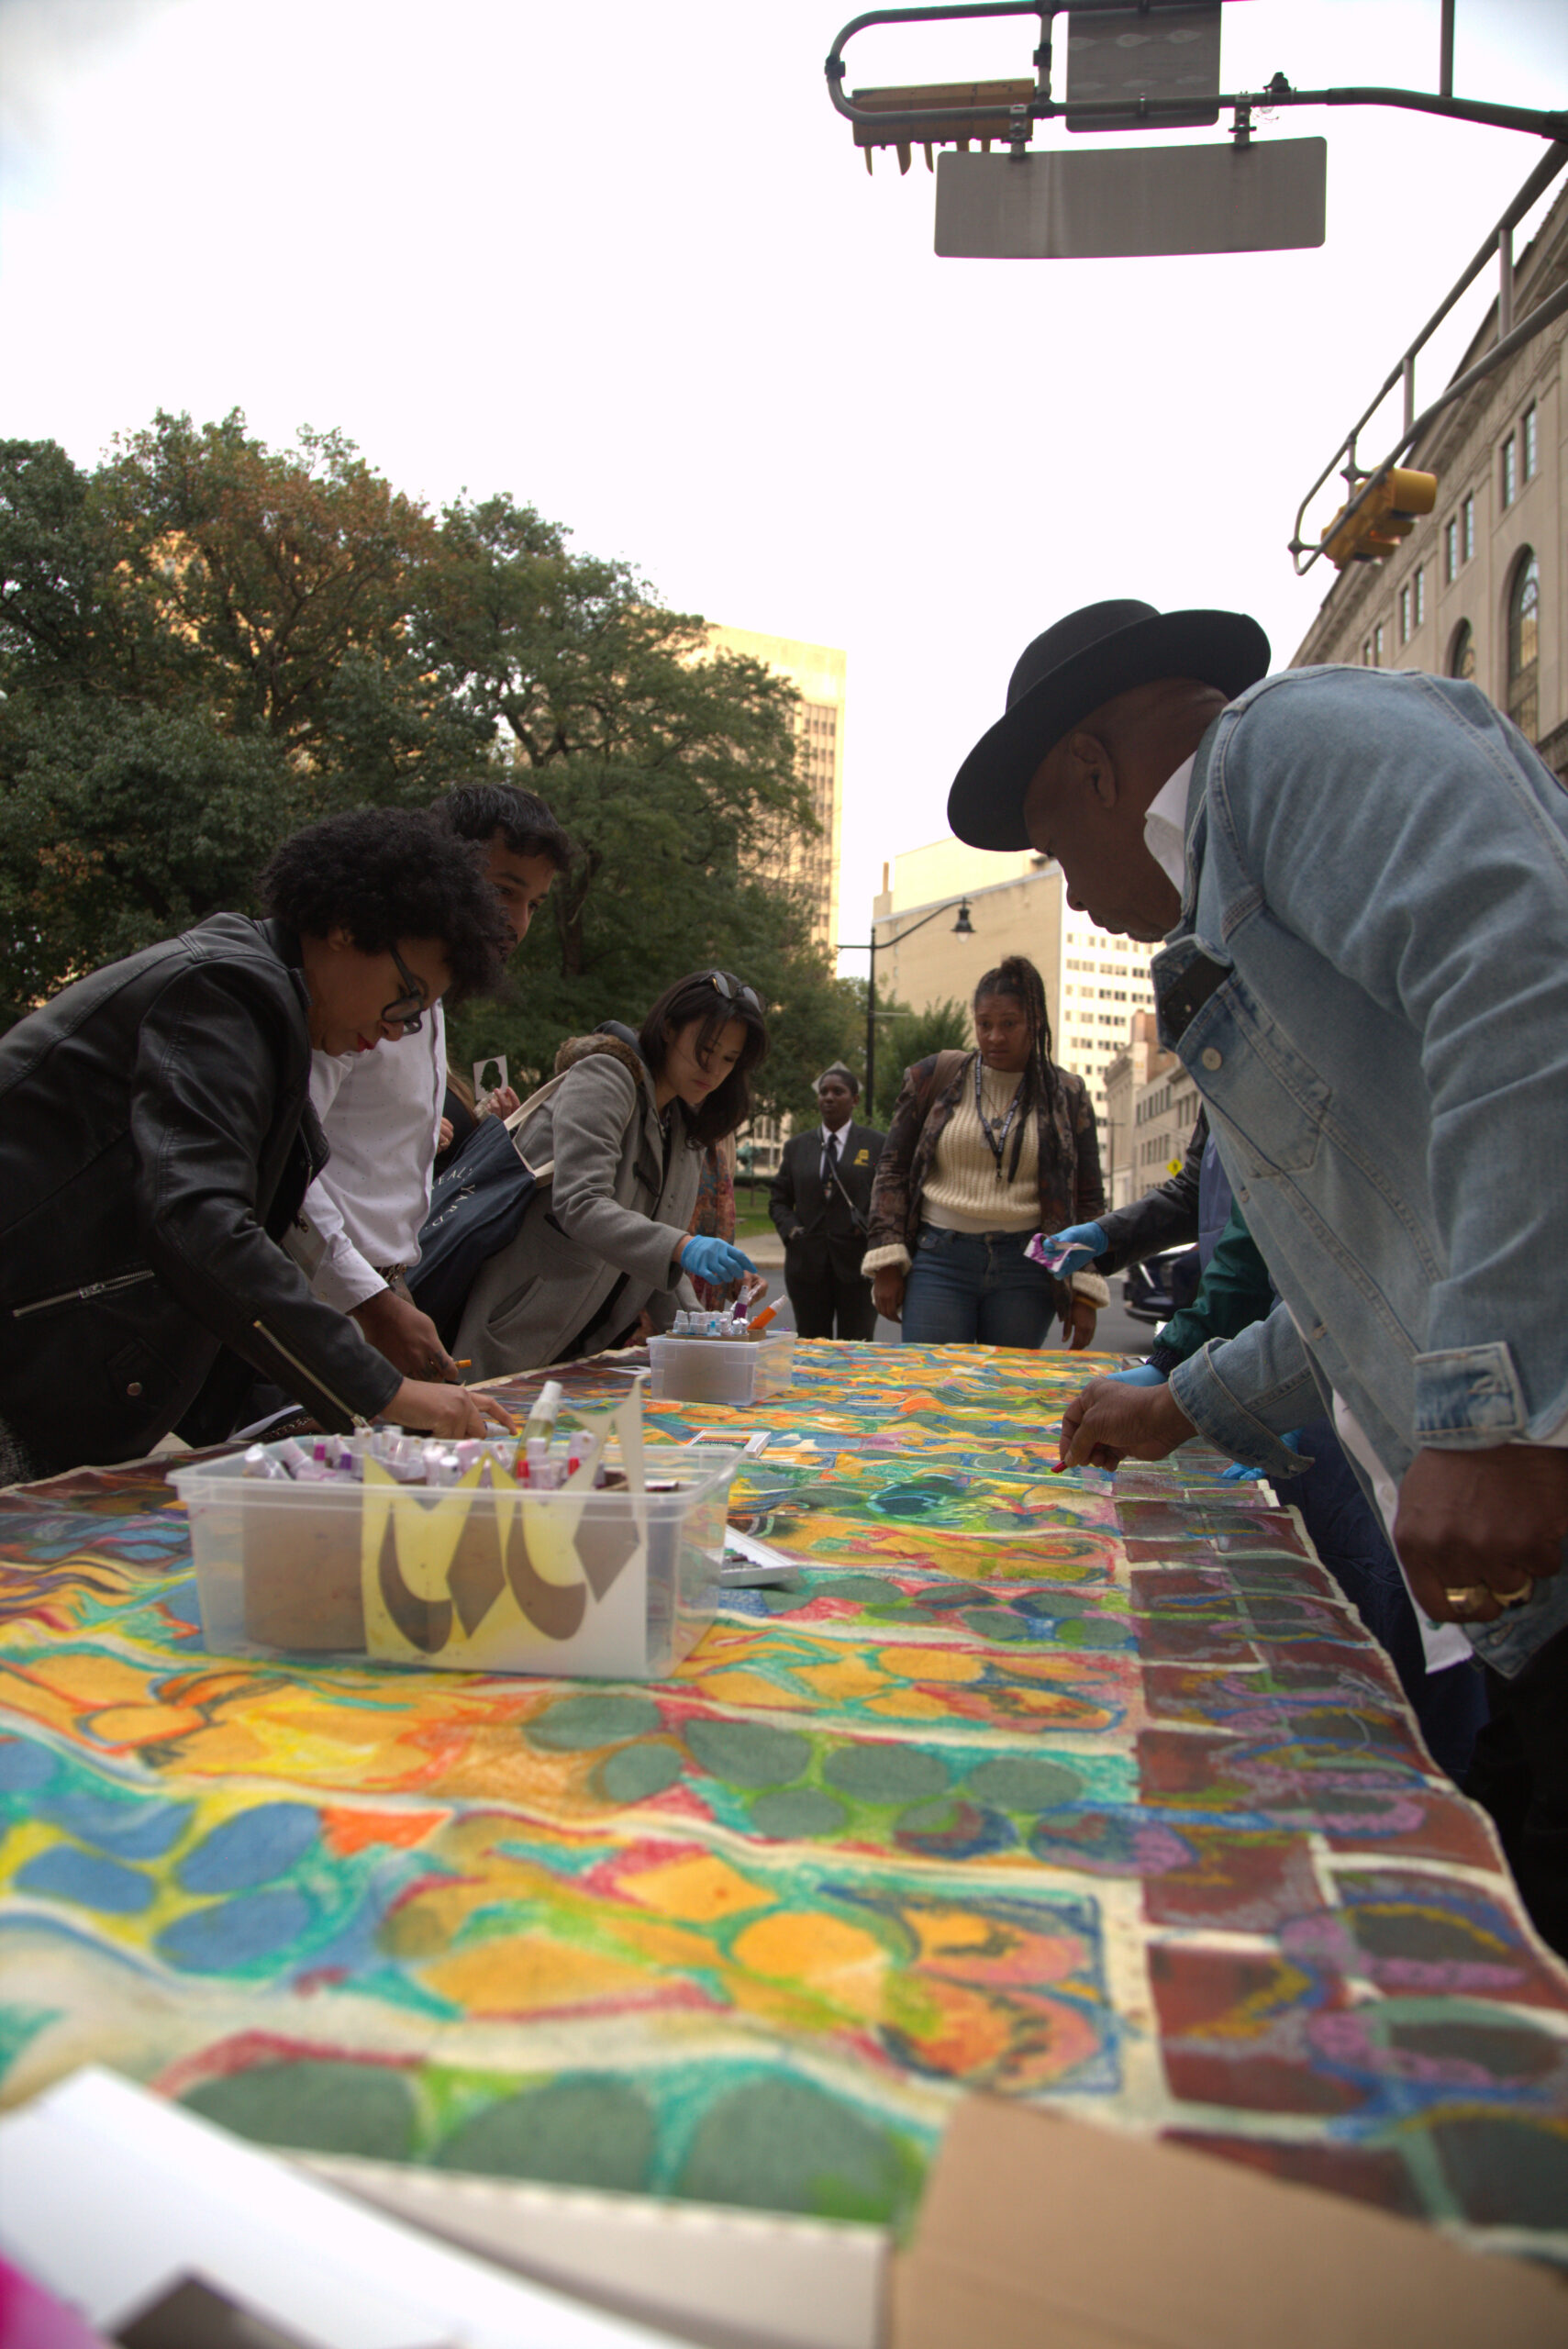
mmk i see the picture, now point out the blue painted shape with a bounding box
[39,1794,195,1860]
[158,1887,313,1972]
[17,1847,154,1914]
[176,1804,319,1895]
[0,1739,58,1794]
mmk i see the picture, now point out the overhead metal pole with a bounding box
[1440,0,1456,101]
[840,896,975,1116]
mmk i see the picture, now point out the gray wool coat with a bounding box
[454,1031,701,1381]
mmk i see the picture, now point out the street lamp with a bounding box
[838,896,975,1117]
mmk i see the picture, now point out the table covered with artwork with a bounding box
[1,1342,1564,2264]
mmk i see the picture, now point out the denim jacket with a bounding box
[1156,666,1568,1676]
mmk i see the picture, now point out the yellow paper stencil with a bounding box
[360,1379,651,1665]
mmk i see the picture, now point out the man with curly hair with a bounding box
[0,808,515,1483]
[300,783,570,1382]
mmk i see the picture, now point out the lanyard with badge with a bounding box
[974,1059,1024,1181]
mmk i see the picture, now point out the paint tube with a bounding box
[241,1443,291,1481]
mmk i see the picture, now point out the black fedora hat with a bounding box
[948,599,1270,852]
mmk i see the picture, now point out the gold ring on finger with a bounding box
[1443,1586,1489,1612]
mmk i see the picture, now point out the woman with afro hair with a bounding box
[0,807,515,1482]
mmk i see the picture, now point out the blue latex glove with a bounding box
[1108,1364,1167,1387]
[680,1235,757,1285]
[1043,1221,1107,1274]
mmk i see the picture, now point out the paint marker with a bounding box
[527,1378,563,1436]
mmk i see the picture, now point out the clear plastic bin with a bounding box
[647,1332,796,1405]
[169,1443,741,1679]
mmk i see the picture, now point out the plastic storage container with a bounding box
[647,1332,796,1405]
[170,1443,741,1679]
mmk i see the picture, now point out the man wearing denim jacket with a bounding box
[947,598,1568,1954]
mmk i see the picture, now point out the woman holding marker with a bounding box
[862,955,1106,1351]
[452,971,768,1379]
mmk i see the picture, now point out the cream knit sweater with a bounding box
[865,1061,1108,1305]
[921,1069,1039,1232]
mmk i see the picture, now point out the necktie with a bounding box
[821,1132,840,1188]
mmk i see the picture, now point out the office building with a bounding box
[869,841,1158,1125]
[1292,181,1563,782]
[706,625,847,952]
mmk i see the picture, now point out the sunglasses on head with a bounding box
[705,969,762,1015]
[381,944,429,1035]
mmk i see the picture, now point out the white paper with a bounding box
[0,2066,683,2347]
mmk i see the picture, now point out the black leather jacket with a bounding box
[0,913,401,1475]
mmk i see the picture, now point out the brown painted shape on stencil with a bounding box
[503,1517,588,1641]
[377,1515,453,1654]
[446,1515,506,1637]
[573,1515,642,1602]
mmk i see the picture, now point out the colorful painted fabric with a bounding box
[2,1344,1566,2255]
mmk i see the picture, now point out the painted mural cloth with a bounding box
[2,1342,1566,2259]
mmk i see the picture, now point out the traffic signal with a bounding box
[1322,467,1438,567]
[849,80,1034,173]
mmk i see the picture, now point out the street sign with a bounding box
[934,137,1327,259]
[1064,3,1223,132]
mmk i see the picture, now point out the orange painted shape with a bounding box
[321,1805,449,1858]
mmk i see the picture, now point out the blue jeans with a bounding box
[901,1226,1060,1349]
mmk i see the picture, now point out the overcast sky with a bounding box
[2,0,1563,966]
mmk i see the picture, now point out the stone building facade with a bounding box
[1292,183,1565,783]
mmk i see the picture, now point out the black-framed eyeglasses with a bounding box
[381,944,429,1035]
[706,969,762,1015]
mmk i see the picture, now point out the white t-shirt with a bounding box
[304,1003,447,1312]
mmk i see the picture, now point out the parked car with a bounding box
[1122,1246,1202,1326]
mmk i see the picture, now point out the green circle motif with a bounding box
[686,1720,812,1788]
[822,1743,950,1804]
[962,1755,1084,1811]
[183,2060,416,2160]
[597,1742,684,1802]
[816,1575,900,1602]
[1055,1618,1132,1649]
[527,1695,662,1751]
[749,1788,847,1840]
[678,2077,911,2221]
[436,2078,654,2190]
[960,1607,1035,1642]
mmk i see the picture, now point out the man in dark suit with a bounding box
[769,1063,885,1341]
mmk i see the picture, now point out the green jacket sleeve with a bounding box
[1147,1200,1275,1374]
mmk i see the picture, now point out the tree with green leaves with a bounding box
[417,490,851,1113]
[0,413,487,1020]
[867,994,972,1128]
[1,417,845,1093]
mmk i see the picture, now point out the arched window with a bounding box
[1507,550,1540,740]
[1448,620,1475,682]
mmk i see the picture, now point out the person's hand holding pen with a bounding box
[386,1378,517,1438]
[352,1286,461,1383]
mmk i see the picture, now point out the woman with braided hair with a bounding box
[861,954,1106,1349]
